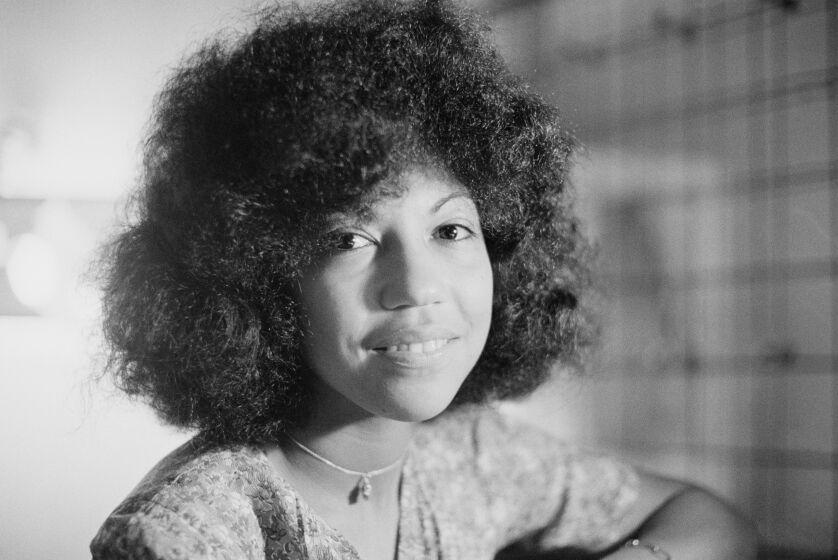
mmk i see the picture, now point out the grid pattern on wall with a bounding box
[490,0,836,556]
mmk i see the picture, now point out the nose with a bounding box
[378,238,445,310]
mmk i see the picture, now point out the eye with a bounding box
[327,231,375,251]
[435,224,474,241]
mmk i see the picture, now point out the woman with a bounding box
[92,1,756,558]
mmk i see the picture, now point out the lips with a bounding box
[375,338,452,354]
[366,326,460,356]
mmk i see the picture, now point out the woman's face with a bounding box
[298,168,493,423]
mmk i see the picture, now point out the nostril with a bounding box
[379,269,445,309]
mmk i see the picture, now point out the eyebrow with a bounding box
[323,192,473,229]
[430,192,472,214]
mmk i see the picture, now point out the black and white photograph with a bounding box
[0,1,834,558]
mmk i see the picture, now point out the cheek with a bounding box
[298,277,340,350]
[461,254,494,334]
[299,274,367,359]
[478,271,494,331]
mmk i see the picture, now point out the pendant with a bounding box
[358,475,372,499]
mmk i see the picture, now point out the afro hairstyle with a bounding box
[99,0,595,443]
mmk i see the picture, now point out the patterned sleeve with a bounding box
[469,409,640,552]
[90,486,265,560]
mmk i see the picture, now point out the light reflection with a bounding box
[0,220,9,264]
[6,232,61,310]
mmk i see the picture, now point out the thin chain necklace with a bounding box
[285,434,405,500]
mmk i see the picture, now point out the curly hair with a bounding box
[100,0,594,442]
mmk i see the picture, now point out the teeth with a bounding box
[379,339,449,354]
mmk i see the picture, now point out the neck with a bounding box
[267,383,417,508]
[292,412,415,469]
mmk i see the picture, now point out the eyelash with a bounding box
[435,223,475,242]
[325,223,475,252]
[329,231,374,251]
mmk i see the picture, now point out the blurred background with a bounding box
[0,0,834,558]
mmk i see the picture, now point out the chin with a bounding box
[370,385,461,423]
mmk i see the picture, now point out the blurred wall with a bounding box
[492,0,836,557]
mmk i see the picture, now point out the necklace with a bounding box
[285,434,405,499]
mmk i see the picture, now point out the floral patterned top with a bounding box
[91,407,638,559]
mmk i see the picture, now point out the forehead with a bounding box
[338,167,475,223]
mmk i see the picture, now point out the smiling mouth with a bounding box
[372,338,453,354]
